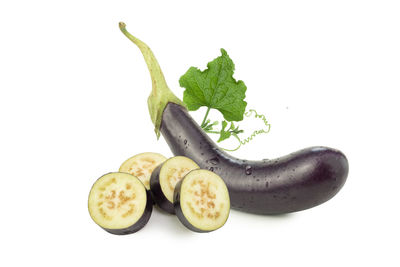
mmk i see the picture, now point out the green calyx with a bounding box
[119,22,184,138]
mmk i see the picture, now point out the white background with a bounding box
[1,0,399,266]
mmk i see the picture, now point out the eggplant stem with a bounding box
[119,22,184,138]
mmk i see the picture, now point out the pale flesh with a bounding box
[180,170,230,231]
[159,156,199,203]
[88,172,147,229]
[120,152,167,190]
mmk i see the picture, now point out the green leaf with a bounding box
[203,120,218,132]
[179,49,247,122]
[217,121,231,142]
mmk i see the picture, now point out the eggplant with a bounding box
[88,172,152,234]
[161,103,348,214]
[150,156,199,214]
[119,152,167,190]
[119,23,349,215]
[173,169,230,232]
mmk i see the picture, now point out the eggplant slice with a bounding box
[150,156,199,214]
[119,152,167,190]
[174,169,230,232]
[88,172,152,235]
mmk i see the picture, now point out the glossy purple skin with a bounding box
[160,103,349,214]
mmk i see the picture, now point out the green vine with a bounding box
[201,108,271,151]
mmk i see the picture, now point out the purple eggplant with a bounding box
[119,22,349,215]
[161,103,348,214]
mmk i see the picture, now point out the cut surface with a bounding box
[160,156,199,203]
[120,152,167,189]
[88,172,147,230]
[179,170,230,231]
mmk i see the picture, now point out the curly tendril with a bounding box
[220,109,271,152]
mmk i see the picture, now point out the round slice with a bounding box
[150,156,199,214]
[173,169,230,233]
[119,152,167,190]
[88,172,152,235]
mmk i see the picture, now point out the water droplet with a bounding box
[209,167,214,171]
[209,157,219,165]
[183,139,187,145]
[265,181,269,188]
[245,165,252,175]
[256,178,260,182]
[201,152,204,156]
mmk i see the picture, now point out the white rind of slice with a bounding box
[159,156,199,203]
[120,152,167,190]
[179,170,230,231]
[88,172,147,230]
